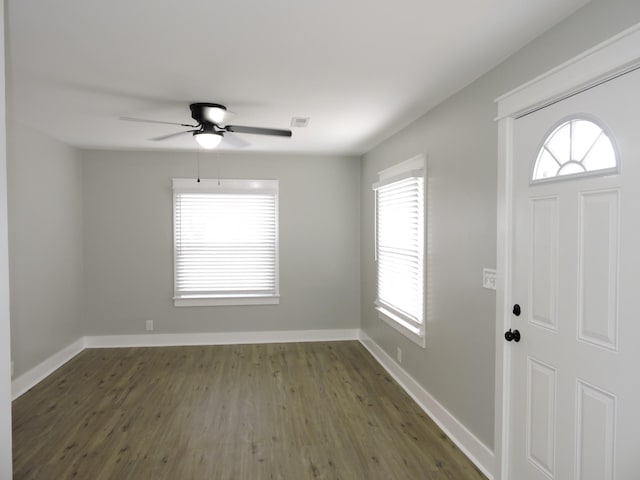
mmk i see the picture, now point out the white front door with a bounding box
[509,67,640,479]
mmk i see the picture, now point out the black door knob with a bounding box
[513,304,521,316]
[504,329,521,342]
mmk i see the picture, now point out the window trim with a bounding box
[174,295,280,307]
[373,154,427,347]
[172,178,280,307]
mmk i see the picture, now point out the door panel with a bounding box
[526,357,557,477]
[530,196,559,331]
[575,380,616,480]
[577,190,619,351]
[510,67,640,479]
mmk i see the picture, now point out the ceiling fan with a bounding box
[122,102,292,149]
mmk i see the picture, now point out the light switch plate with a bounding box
[483,268,496,290]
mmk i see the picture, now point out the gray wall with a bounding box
[360,0,640,450]
[7,124,85,378]
[5,0,640,465]
[82,150,360,335]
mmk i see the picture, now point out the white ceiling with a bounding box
[7,0,591,155]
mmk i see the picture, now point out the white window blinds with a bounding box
[173,179,279,305]
[373,170,424,338]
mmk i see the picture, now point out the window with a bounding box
[373,155,425,346]
[173,178,279,306]
[532,117,618,182]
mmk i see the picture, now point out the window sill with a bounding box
[377,307,426,348]
[174,295,280,307]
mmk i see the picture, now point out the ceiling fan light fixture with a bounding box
[194,131,223,149]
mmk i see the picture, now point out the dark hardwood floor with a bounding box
[12,341,487,479]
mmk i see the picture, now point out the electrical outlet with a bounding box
[397,347,402,364]
[145,320,154,331]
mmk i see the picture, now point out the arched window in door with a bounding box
[532,118,618,182]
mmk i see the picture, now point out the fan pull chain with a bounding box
[197,150,201,183]
[216,150,221,186]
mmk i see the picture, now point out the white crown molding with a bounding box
[359,331,495,480]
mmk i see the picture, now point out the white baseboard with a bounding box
[84,328,360,348]
[11,328,494,480]
[11,337,85,400]
[12,329,359,398]
[358,331,495,480]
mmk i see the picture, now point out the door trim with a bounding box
[494,22,640,480]
[496,23,640,121]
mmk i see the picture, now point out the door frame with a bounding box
[0,0,12,477]
[493,22,640,480]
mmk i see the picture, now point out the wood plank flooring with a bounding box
[13,341,487,479]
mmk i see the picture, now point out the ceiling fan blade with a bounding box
[121,116,197,128]
[150,130,196,141]
[224,125,292,137]
[221,132,251,148]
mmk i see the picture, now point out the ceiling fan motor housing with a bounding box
[190,102,227,124]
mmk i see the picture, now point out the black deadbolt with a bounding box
[512,304,521,316]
